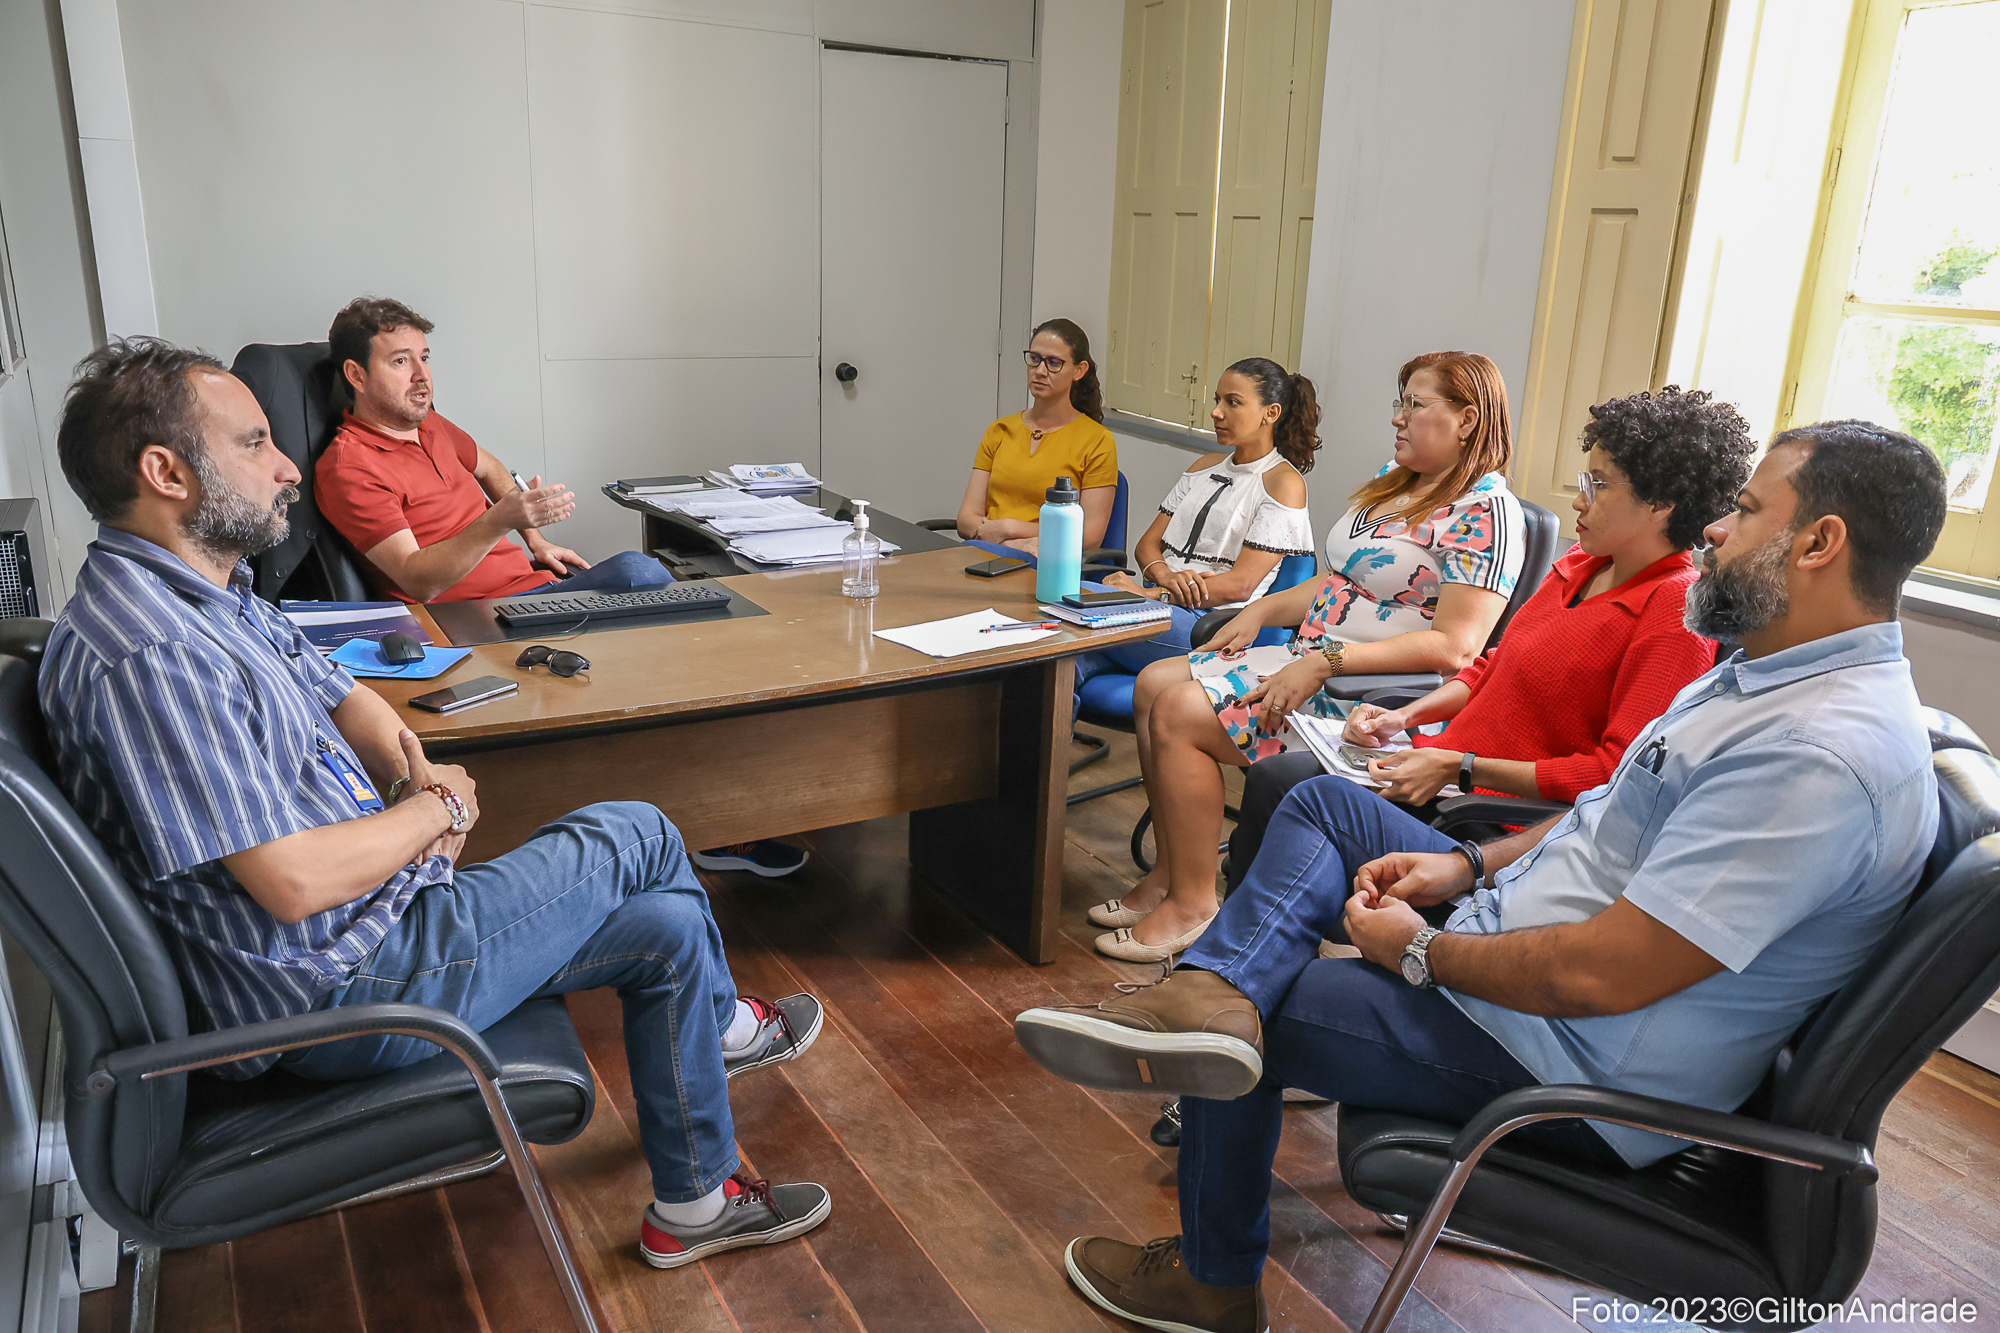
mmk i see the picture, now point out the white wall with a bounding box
[0,0,106,595]
[1295,0,1576,519]
[1030,0,1122,343]
[1903,613,2000,744]
[78,0,1034,568]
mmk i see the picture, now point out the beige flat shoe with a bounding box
[1094,916,1215,963]
[1087,897,1151,929]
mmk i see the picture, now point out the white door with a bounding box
[820,47,1009,525]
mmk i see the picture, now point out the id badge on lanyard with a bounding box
[317,735,385,814]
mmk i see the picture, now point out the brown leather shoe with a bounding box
[1013,968,1263,1098]
[1064,1236,1267,1333]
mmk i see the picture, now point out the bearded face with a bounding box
[1684,529,1794,642]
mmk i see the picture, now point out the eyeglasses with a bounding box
[1024,350,1069,373]
[1575,471,1634,505]
[516,644,592,678]
[1390,394,1452,417]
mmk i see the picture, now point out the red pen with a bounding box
[980,619,1062,633]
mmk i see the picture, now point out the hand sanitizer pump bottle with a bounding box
[842,499,881,599]
[1036,477,1084,604]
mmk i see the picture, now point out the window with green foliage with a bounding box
[1791,0,2000,579]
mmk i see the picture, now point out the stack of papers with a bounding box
[705,462,821,493]
[279,601,433,656]
[727,525,899,568]
[874,609,1059,658]
[634,488,873,566]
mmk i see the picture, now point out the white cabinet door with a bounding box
[820,48,1009,526]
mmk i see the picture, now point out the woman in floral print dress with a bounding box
[1089,351,1525,962]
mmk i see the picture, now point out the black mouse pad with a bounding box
[425,585,770,646]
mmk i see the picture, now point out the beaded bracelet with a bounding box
[420,780,466,832]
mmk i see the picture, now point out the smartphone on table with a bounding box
[1062,588,1151,608]
[965,556,1032,578]
[409,675,519,714]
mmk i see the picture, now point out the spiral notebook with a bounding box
[1039,601,1175,628]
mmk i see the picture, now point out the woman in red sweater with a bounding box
[1349,386,1754,803]
[1220,386,1756,889]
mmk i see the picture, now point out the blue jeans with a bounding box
[1070,581,1203,716]
[523,548,675,595]
[283,801,740,1203]
[1176,776,1620,1287]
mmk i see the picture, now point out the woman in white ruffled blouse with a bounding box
[1071,358,1319,699]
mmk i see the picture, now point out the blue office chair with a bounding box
[1069,552,1321,828]
[923,472,1132,573]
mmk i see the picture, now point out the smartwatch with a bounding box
[1458,751,1478,793]
[1400,926,1443,988]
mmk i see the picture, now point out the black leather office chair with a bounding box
[229,342,374,602]
[1342,745,2000,1333]
[1923,705,1990,755]
[0,619,601,1333]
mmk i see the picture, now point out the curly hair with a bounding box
[1581,386,1755,550]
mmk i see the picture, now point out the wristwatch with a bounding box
[1318,640,1347,676]
[1458,751,1478,793]
[1400,926,1443,988]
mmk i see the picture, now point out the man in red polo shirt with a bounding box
[316,296,674,604]
[316,297,807,879]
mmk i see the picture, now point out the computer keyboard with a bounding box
[491,582,731,628]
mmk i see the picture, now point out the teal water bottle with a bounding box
[1037,476,1084,604]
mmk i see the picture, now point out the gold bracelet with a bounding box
[1141,559,1171,580]
[1319,640,1347,677]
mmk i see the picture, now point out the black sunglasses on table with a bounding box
[516,644,592,678]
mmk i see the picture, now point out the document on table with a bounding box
[728,525,900,566]
[874,609,1059,658]
[704,511,846,536]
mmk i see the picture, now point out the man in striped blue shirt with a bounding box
[41,339,832,1268]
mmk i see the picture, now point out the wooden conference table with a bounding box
[367,547,1158,964]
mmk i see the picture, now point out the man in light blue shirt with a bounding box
[1013,420,1949,1333]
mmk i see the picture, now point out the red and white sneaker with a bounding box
[640,1170,832,1269]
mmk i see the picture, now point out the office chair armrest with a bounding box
[1432,793,1572,831]
[1448,1084,1878,1181]
[1082,548,1130,573]
[1360,686,1430,709]
[92,1002,503,1090]
[917,518,961,532]
[1189,609,1233,649]
[1323,673,1442,701]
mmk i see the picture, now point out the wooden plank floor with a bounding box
[81,730,2000,1332]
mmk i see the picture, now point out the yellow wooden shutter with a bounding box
[1514,0,1722,525]
[1204,0,1330,380]
[1106,0,1230,426]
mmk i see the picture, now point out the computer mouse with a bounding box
[379,632,426,665]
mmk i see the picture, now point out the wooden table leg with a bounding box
[909,656,1073,964]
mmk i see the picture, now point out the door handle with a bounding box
[834,362,858,383]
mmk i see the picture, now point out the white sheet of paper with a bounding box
[1287,712,1453,795]
[874,609,1059,658]
[728,526,900,564]
[704,512,846,536]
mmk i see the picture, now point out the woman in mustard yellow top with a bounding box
[955,318,1119,553]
